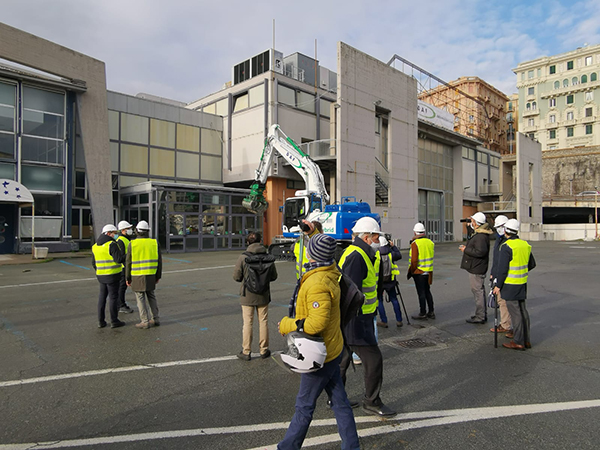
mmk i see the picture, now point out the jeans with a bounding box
[377,286,403,323]
[413,274,434,315]
[278,354,360,450]
[118,271,128,308]
[98,280,120,324]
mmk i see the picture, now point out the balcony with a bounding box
[479,184,501,196]
[563,119,576,126]
[298,139,336,160]
[523,109,539,117]
[546,121,558,129]
[478,201,515,212]
[582,115,595,123]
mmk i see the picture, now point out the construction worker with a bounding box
[459,212,493,324]
[293,220,323,279]
[338,216,396,417]
[126,221,162,329]
[376,235,403,328]
[489,215,512,334]
[408,223,435,320]
[92,224,126,329]
[493,219,536,350]
[116,220,135,314]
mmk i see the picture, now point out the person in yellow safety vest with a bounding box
[116,220,135,314]
[376,235,403,328]
[337,216,396,417]
[293,220,323,279]
[493,219,536,351]
[407,223,435,320]
[126,220,162,329]
[91,224,126,329]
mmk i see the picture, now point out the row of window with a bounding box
[522,56,595,80]
[547,125,594,140]
[460,147,500,167]
[525,92,594,113]
[552,73,598,89]
[526,107,596,127]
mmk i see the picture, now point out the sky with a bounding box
[2,0,600,103]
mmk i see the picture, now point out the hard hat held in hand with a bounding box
[136,220,150,231]
[117,220,133,230]
[276,331,327,374]
[471,212,487,225]
[352,217,381,234]
[102,224,118,234]
[413,222,426,233]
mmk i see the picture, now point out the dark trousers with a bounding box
[377,286,403,323]
[340,345,384,407]
[505,300,530,345]
[278,354,360,450]
[118,271,128,308]
[413,274,434,315]
[98,281,120,324]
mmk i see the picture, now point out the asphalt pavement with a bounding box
[1,240,600,449]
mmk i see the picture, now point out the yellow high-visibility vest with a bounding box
[92,241,122,276]
[130,239,159,276]
[293,238,309,280]
[339,245,380,314]
[503,238,531,285]
[117,235,130,268]
[409,238,434,272]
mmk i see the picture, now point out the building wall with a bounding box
[516,133,543,238]
[542,145,600,196]
[337,42,418,245]
[507,93,519,154]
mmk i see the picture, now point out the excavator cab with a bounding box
[282,194,323,234]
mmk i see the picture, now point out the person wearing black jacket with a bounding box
[91,224,126,329]
[459,212,493,324]
[376,236,403,328]
[489,215,512,334]
[493,219,536,350]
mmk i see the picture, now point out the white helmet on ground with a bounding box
[494,215,509,228]
[352,216,381,235]
[117,220,133,230]
[136,220,150,231]
[504,219,520,234]
[413,222,426,234]
[101,224,118,234]
[277,331,327,374]
[471,212,487,225]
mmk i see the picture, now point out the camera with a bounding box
[299,221,311,232]
[459,218,471,223]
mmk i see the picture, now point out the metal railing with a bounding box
[298,139,336,159]
[478,201,515,212]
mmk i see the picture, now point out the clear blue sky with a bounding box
[2,0,599,102]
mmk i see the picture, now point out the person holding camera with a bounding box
[376,235,403,328]
[293,220,323,279]
[459,212,493,324]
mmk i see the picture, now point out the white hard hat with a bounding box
[136,220,150,231]
[117,220,133,231]
[494,215,509,228]
[379,236,388,246]
[471,212,487,225]
[276,332,327,374]
[352,216,381,234]
[504,219,520,234]
[102,224,118,234]
[413,222,426,233]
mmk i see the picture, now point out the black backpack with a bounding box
[243,252,276,295]
[337,268,365,331]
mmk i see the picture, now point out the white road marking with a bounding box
[1,399,599,449]
[0,265,235,289]
[0,356,237,388]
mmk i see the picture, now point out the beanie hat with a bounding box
[306,233,337,264]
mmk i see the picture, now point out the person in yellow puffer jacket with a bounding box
[277,233,360,450]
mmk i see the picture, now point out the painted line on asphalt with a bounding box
[163,257,192,263]
[0,355,238,388]
[1,399,599,449]
[0,265,235,289]
[58,260,91,270]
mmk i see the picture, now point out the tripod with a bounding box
[394,281,411,326]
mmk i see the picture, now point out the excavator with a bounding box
[243,124,379,259]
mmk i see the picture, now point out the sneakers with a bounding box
[119,305,134,314]
[376,321,389,328]
[237,352,251,361]
[111,320,126,328]
[362,402,397,417]
[149,319,160,327]
[260,349,271,359]
[135,322,151,329]
[411,313,428,320]
[396,321,403,327]
[98,321,107,328]
[426,312,436,319]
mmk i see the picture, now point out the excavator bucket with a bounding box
[242,183,268,214]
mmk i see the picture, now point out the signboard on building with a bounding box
[417,100,455,131]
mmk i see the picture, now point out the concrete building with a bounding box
[507,93,519,155]
[419,76,510,155]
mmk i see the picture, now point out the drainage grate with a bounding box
[392,338,436,349]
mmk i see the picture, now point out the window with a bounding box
[582,74,588,83]
[566,95,574,104]
[176,124,200,152]
[586,107,593,117]
[297,91,316,113]
[528,133,535,139]
[528,70,534,79]
[592,73,598,82]
[320,98,332,118]
[121,113,148,145]
[248,84,264,108]
[586,91,594,101]
[508,101,513,111]
[549,65,556,74]
[572,77,579,85]
[469,114,474,122]
[528,118,535,126]
[521,72,525,81]
[232,92,249,112]
[567,127,574,137]
[21,165,63,191]
[549,114,556,123]
[201,155,222,182]
[537,68,542,77]
[150,119,175,148]
[586,124,593,135]
[176,152,199,180]
[585,56,593,66]
[120,144,148,174]
[563,79,569,87]
[549,130,556,139]
[526,103,531,111]
[567,61,574,70]
[528,87,535,95]
[201,128,222,156]
[554,81,560,89]
[532,101,537,110]
[567,111,574,120]
[150,148,175,177]
[549,98,556,107]
[215,99,228,116]
[0,81,16,160]
[278,85,295,107]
